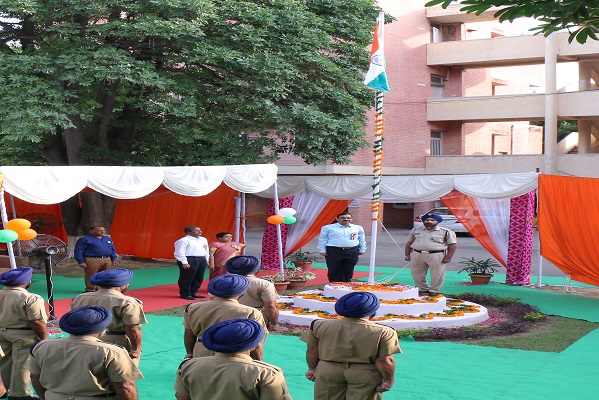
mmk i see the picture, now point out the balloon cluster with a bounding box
[0,219,38,243]
[266,208,297,225]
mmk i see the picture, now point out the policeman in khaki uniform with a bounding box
[0,267,48,400]
[71,269,148,365]
[225,256,280,331]
[300,292,401,400]
[175,318,291,400]
[183,274,268,361]
[404,212,457,296]
[29,306,143,400]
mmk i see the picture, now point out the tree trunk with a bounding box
[61,192,117,236]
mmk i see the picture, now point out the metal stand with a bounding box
[44,255,56,322]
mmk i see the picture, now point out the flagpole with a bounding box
[368,90,384,284]
[365,11,388,284]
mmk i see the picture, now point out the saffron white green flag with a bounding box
[363,15,390,92]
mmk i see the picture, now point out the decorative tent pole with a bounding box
[364,11,390,284]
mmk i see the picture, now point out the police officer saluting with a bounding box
[0,267,47,400]
[225,256,280,331]
[183,274,268,361]
[175,318,291,400]
[29,305,143,400]
[301,292,401,400]
[71,269,148,365]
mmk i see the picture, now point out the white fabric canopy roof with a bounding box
[0,165,278,204]
[256,172,538,200]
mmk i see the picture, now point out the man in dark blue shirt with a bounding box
[74,226,118,292]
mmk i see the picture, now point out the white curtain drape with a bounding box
[256,173,538,201]
[473,197,511,263]
[0,165,278,204]
[284,191,328,254]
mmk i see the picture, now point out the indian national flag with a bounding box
[363,14,390,92]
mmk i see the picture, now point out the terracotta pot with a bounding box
[293,261,313,271]
[273,281,290,293]
[469,273,493,285]
[287,279,308,289]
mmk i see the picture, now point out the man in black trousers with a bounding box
[174,226,210,300]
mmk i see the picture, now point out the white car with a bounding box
[413,207,469,233]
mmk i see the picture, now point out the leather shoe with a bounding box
[192,294,206,299]
[180,295,195,300]
[418,291,429,296]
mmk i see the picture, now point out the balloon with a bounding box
[283,216,297,224]
[17,228,37,241]
[278,208,296,217]
[267,215,285,224]
[5,218,31,232]
[0,230,19,243]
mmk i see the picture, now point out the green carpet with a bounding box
[28,263,599,399]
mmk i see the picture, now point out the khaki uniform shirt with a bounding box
[29,336,143,396]
[71,289,148,332]
[300,318,401,363]
[183,297,268,357]
[175,353,292,400]
[239,276,279,308]
[0,287,47,328]
[407,226,457,252]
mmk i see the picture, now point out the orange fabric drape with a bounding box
[3,193,68,242]
[538,174,599,286]
[286,200,350,256]
[111,184,238,259]
[441,190,506,267]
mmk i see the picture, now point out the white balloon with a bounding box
[278,207,296,217]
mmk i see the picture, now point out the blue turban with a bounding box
[208,274,249,298]
[59,305,113,335]
[202,318,264,353]
[90,268,133,287]
[0,267,33,286]
[225,256,260,275]
[421,213,443,223]
[334,292,380,318]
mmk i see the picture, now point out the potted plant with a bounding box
[261,273,290,293]
[283,267,317,289]
[457,257,501,285]
[285,249,321,271]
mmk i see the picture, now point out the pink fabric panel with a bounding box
[506,191,536,285]
[261,197,294,271]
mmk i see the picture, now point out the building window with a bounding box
[431,131,443,156]
[430,75,445,99]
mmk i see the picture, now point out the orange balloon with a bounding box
[17,228,37,241]
[267,215,285,224]
[6,218,31,232]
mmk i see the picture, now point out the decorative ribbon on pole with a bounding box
[364,11,390,284]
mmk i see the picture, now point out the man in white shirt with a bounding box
[174,226,210,300]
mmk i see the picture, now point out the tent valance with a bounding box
[256,172,538,201]
[0,165,278,204]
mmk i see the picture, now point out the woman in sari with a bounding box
[208,232,246,280]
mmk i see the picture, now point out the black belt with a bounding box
[413,249,445,254]
[1,327,31,330]
[327,246,358,251]
[186,256,206,258]
[85,256,111,258]
[92,393,117,398]
[104,331,126,335]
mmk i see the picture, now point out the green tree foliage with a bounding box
[0,0,381,233]
[0,0,380,168]
[425,0,599,44]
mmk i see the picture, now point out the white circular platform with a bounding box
[277,283,489,329]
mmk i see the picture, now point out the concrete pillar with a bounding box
[544,34,558,174]
[578,120,591,154]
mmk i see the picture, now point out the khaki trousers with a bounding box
[410,251,446,293]
[314,360,383,400]
[83,257,112,291]
[0,329,38,397]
